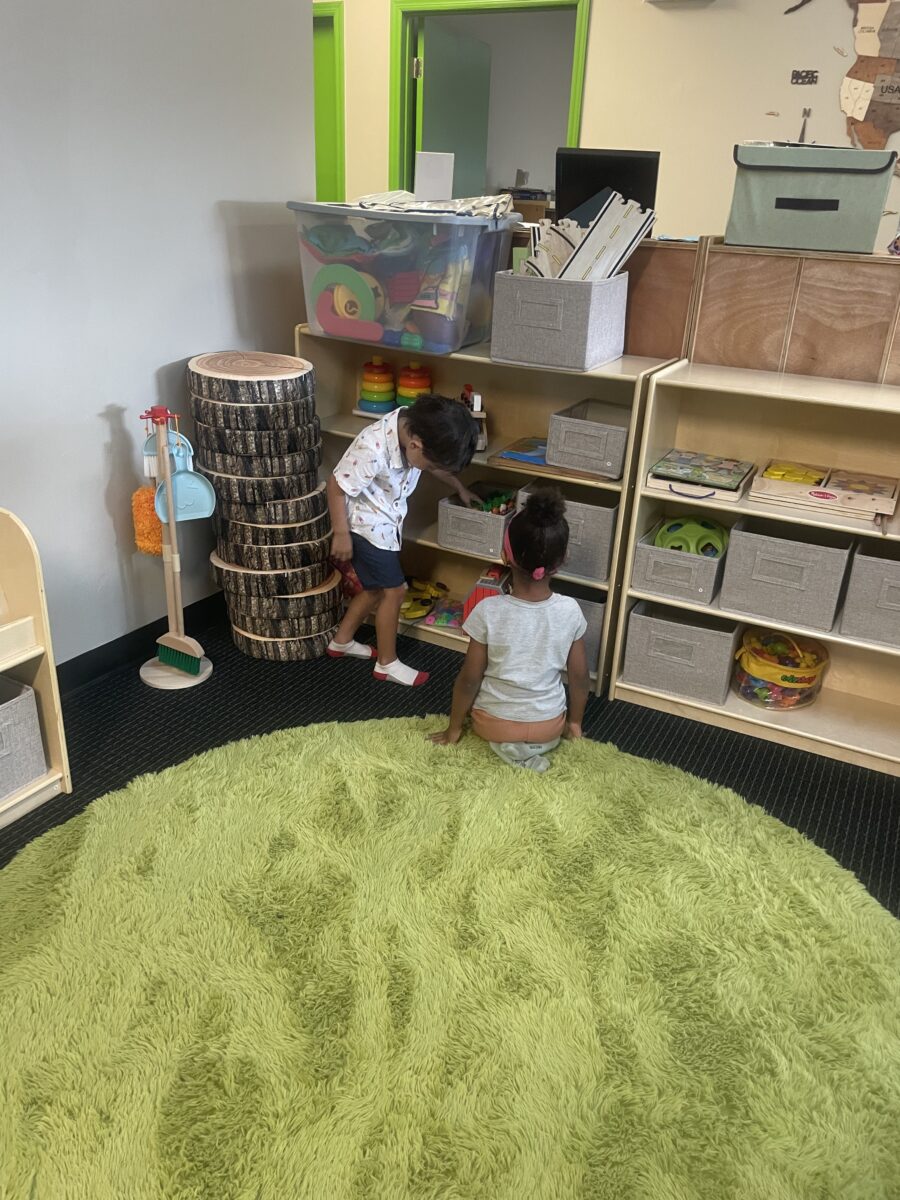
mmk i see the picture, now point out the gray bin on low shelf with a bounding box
[0,676,47,802]
[621,602,741,705]
[490,271,627,371]
[839,541,900,647]
[719,518,852,631]
[438,495,513,559]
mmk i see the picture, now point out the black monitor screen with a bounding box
[556,148,660,221]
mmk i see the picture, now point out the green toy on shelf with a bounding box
[654,516,728,558]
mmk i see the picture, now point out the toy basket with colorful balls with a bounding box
[733,627,829,710]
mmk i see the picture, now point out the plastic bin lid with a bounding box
[287,199,521,229]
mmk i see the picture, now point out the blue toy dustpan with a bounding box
[155,468,216,522]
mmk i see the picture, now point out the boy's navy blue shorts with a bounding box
[351,533,406,590]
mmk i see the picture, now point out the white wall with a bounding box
[430,10,576,194]
[582,0,900,242]
[0,0,315,663]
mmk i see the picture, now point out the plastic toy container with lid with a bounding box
[287,200,518,354]
[733,627,829,710]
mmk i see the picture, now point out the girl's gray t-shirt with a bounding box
[462,593,587,721]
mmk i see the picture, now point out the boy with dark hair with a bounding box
[326,395,479,686]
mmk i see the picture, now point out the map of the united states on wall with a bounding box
[842,1,900,147]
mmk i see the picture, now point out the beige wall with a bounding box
[326,0,899,244]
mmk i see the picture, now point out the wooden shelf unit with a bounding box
[0,509,72,828]
[609,359,900,778]
[296,324,670,691]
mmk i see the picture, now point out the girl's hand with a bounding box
[428,727,463,745]
[566,721,583,740]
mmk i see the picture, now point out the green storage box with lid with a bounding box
[725,143,897,253]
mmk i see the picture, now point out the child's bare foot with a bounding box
[373,658,429,687]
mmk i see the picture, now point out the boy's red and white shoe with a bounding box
[327,638,377,660]
[373,658,430,687]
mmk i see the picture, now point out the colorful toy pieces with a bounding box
[396,362,432,407]
[357,357,396,416]
[733,627,829,710]
[655,516,729,558]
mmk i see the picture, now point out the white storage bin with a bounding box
[546,400,630,480]
[490,271,627,371]
[840,541,900,648]
[720,518,852,631]
[518,483,618,583]
[622,602,741,705]
[0,676,47,802]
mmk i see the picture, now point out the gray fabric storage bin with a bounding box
[438,495,512,559]
[518,482,618,582]
[720,518,852,631]
[546,400,630,479]
[554,586,605,674]
[840,541,900,647]
[725,144,896,254]
[490,271,627,371]
[621,602,740,705]
[0,676,47,802]
[631,520,726,604]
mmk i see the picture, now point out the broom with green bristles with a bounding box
[137,405,211,689]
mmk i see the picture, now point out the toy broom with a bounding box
[137,405,213,688]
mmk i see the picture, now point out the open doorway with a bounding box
[389,0,591,197]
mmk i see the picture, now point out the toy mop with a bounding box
[136,406,215,688]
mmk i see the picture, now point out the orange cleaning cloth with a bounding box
[132,487,162,555]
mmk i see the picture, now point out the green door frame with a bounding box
[388,0,592,192]
[313,1,346,201]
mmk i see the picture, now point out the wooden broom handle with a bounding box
[155,418,185,637]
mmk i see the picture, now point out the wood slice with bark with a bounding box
[187,351,315,404]
[190,394,316,431]
[197,465,319,505]
[223,570,343,621]
[212,510,331,547]
[211,551,329,597]
[215,535,330,572]
[196,443,322,479]
[230,625,334,662]
[226,606,343,639]
[193,417,321,456]
[214,483,329,526]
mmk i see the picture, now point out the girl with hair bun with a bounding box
[430,487,590,771]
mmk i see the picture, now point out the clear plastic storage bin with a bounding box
[288,201,518,354]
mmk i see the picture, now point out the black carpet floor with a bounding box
[2,607,898,916]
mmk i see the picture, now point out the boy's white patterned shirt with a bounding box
[333,410,420,551]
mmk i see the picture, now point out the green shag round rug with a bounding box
[1,719,899,1200]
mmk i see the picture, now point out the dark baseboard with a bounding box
[57,591,227,696]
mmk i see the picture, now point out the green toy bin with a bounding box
[725,143,896,254]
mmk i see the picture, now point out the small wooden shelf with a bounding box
[0,508,71,829]
[610,347,900,777]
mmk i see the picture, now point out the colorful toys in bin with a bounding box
[654,516,728,558]
[356,357,396,416]
[463,565,511,621]
[474,489,516,515]
[733,628,829,710]
[424,600,465,627]
[396,362,432,407]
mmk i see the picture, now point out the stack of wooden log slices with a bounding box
[188,351,341,661]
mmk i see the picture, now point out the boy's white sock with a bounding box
[327,638,376,660]
[373,658,430,687]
